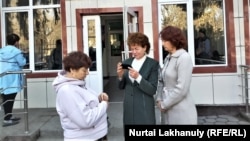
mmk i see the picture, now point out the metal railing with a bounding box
[0,70,32,133]
[239,65,250,115]
[195,57,225,64]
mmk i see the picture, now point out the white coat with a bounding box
[52,71,108,140]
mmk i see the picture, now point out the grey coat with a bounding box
[155,49,198,124]
[118,57,159,125]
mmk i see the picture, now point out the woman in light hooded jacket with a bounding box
[0,33,26,127]
[52,51,109,141]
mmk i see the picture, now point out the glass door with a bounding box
[122,6,138,61]
[82,15,103,93]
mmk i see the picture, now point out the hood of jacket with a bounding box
[52,70,86,93]
[0,45,22,60]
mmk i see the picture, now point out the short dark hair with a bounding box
[56,39,62,47]
[6,33,20,45]
[159,25,187,49]
[127,32,151,54]
[199,28,206,35]
[63,51,92,72]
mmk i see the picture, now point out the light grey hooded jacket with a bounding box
[52,71,108,140]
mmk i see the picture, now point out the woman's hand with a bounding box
[128,68,139,79]
[99,93,109,108]
[156,100,166,112]
[99,92,109,102]
[117,62,124,79]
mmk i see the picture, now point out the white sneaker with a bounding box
[2,120,19,127]
[10,116,21,121]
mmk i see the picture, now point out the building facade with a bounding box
[0,0,250,108]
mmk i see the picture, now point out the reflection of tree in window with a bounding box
[33,6,61,70]
[193,1,223,39]
[193,0,225,65]
[161,4,187,30]
[33,0,60,5]
[3,0,62,70]
[5,12,29,54]
[160,1,225,65]
[4,0,29,7]
[5,0,29,39]
[161,4,186,60]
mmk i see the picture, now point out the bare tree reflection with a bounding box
[4,0,62,70]
[33,2,61,70]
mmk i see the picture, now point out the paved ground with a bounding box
[1,104,250,141]
[1,76,250,141]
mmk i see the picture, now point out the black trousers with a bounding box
[96,135,107,141]
[2,93,17,120]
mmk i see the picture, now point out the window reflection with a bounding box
[5,12,29,68]
[161,4,187,30]
[49,39,62,69]
[33,0,60,5]
[160,0,226,66]
[193,0,225,65]
[2,0,60,7]
[33,8,62,70]
[160,3,187,58]
[2,0,29,7]
[88,20,97,71]
[3,1,61,71]
[110,33,123,56]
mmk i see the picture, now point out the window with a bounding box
[159,3,187,60]
[153,0,236,73]
[158,0,226,66]
[2,0,29,7]
[1,0,61,71]
[88,20,97,71]
[193,0,226,65]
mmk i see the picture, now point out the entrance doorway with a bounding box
[76,7,143,93]
[101,15,123,77]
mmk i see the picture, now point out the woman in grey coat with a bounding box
[117,32,159,125]
[156,26,198,124]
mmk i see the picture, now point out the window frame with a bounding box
[152,0,236,73]
[1,2,61,74]
[244,0,250,66]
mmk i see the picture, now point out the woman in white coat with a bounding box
[155,25,198,124]
[52,51,109,140]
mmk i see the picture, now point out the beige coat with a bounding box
[155,49,198,124]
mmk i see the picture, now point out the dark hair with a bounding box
[63,51,92,72]
[6,33,20,45]
[199,28,206,35]
[56,39,62,47]
[127,32,150,54]
[159,25,187,49]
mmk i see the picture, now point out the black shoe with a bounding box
[10,116,21,121]
[103,135,108,141]
[2,120,19,127]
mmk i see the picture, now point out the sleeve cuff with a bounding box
[135,75,142,83]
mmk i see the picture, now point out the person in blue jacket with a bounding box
[0,33,26,127]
